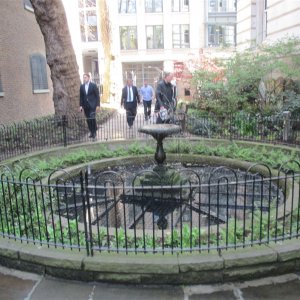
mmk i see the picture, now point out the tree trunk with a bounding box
[99,0,112,103]
[30,0,80,116]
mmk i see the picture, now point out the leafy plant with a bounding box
[191,37,300,116]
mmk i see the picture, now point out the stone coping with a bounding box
[0,237,299,284]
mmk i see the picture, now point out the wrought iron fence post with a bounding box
[80,171,90,256]
[283,111,291,142]
[229,113,233,141]
[62,115,67,147]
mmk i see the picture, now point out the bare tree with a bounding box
[30,0,80,116]
[98,0,112,103]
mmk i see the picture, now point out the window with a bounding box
[79,9,98,42]
[184,88,190,96]
[24,0,34,12]
[208,24,235,47]
[120,26,138,50]
[263,0,268,39]
[145,0,163,13]
[172,25,190,48]
[0,74,4,97]
[208,0,236,13]
[146,26,164,49]
[78,0,96,8]
[172,0,189,12]
[118,0,136,13]
[30,54,49,92]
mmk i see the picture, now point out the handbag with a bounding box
[159,108,169,121]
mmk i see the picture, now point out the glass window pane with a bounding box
[78,0,85,8]
[129,27,137,49]
[172,25,189,48]
[155,26,163,48]
[208,0,236,12]
[79,11,86,42]
[146,25,163,49]
[0,75,3,93]
[128,0,136,13]
[119,0,126,12]
[146,26,154,49]
[172,25,180,48]
[119,0,136,13]
[86,11,98,41]
[172,0,180,12]
[172,0,188,12]
[24,0,33,10]
[207,24,235,47]
[145,0,152,12]
[85,0,96,7]
[30,54,48,90]
[154,0,163,12]
[145,0,162,13]
[120,26,137,49]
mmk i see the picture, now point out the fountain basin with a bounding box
[138,124,181,139]
[138,124,181,165]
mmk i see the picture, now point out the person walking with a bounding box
[121,79,140,128]
[140,80,154,121]
[79,73,100,139]
[154,72,176,124]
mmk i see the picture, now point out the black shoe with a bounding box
[89,133,93,138]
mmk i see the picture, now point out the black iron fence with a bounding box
[1,112,299,161]
[0,163,299,255]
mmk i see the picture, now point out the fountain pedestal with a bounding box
[138,124,181,165]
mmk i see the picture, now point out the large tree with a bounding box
[30,0,80,116]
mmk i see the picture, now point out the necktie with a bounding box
[128,87,132,101]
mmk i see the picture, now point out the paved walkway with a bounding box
[1,266,299,299]
[98,101,156,141]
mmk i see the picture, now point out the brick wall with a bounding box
[0,0,54,125]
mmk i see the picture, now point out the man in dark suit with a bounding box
[80,73,100,138]
[121,79,140,128]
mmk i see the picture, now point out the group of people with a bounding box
[79,71,176,138]
[121,71,176,128]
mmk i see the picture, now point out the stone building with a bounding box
[0,0,54,125]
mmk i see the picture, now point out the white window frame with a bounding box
[146,25,164,49]
[172,24,190,48]
[172,0,189,12]
[118,0,136,13]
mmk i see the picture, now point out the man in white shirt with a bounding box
[121,79,140,128]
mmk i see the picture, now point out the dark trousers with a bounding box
[143,100,152,118]
[126,107,137,127]
[84,108,97,135]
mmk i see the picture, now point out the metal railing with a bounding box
[1,112,299,161]
[0,163,299,255]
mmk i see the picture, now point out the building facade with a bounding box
[0,0,54,125]
[69,0,299,102]
[63,0,237,102]
[1,0,300,124]
[237,0,300,50]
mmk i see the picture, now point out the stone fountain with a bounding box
[122,123,189,229]
[138,124,181,165]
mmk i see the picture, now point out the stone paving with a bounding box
[0,266,299,300]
